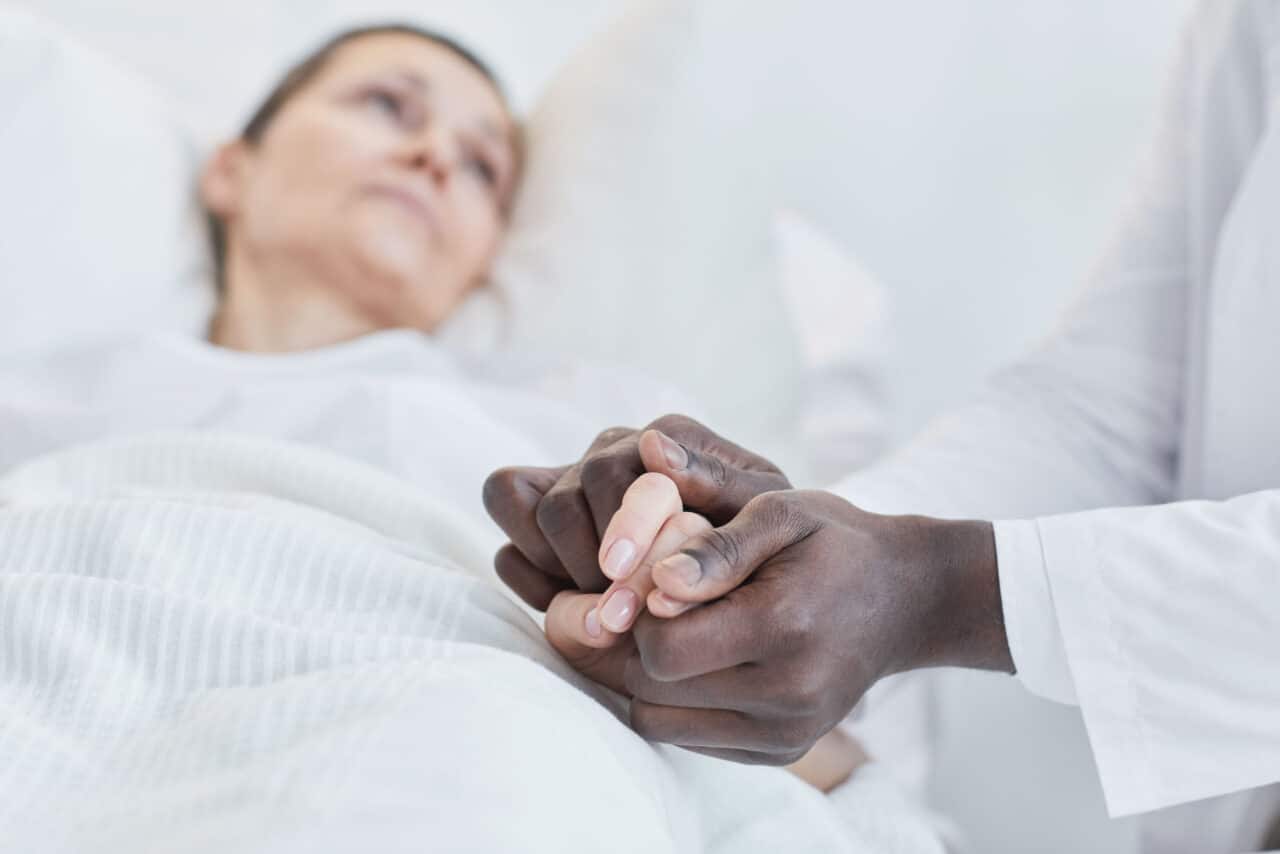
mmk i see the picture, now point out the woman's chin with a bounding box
[339,258,461,333]
[321,224,463,329]
[354,226,436,277]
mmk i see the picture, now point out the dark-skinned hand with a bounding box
[483,415,1012,765]
[481,414,790,610]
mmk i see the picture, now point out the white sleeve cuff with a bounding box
[993,519,1077,705]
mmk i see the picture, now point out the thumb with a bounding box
[545,590,632,696]
[638,428,788,524]
[650,492,808,602]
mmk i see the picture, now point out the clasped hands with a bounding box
[482,415,1009,788]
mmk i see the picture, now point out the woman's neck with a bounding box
[209,252,387,353]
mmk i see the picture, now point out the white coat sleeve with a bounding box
[1002,494,1280,816]
[830,0,1276,816]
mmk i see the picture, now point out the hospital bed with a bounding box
[0,2,936,851]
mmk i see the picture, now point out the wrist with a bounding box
[899,517,1014,674]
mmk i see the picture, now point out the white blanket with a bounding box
[0,432,944,853]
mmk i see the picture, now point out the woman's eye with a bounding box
[466,155,498,188]
[367,90,403,118]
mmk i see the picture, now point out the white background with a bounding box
[16,1,1196,850]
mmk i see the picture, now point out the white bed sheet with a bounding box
[0,431,943,853]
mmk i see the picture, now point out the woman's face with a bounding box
[202,33,518,332]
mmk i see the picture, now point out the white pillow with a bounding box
[445,0,804,443]
[0,7,213,353]
[773,209,892,482]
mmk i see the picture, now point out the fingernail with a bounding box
[657,431,688,471]
[599,589,638,632]
[658,554,702,589]
[602,538,637,580]
[585,608,603,638]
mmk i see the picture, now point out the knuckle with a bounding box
[751,717,810,759]
[636,628,683,681]
[776,719,818,756]
[699,529,743,581]
[622,655,650,699]
[787,670,828,714]
[701,451,731,488]
[481,467,521,514]
[534,488,584,538]
[670,511,711,538]
[768,596,817,650]
[650,413,699,435]
[766,660,831,719]
[634,471,679,504]
[741,490,773,518]
[751,490,817,541]
[752,489,794,522]
[579,453,622,491]
[595,425,634,447]
[493,542,522,570]
[581,448,644,498]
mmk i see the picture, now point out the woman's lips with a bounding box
[364,184,440,235]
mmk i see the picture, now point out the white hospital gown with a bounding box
[0,329,691,536]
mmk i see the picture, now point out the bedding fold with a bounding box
[0,433,940,853]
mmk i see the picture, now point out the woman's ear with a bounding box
[199,139,251,219]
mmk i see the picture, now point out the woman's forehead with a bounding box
[315,33,511,124]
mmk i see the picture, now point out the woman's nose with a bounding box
[408,133,454,188]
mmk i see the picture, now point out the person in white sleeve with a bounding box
[481,2,1280,851]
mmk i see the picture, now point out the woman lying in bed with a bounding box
[0,24,940,852]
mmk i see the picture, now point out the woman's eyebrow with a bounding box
[476,120,504,143]
[386,69,430,92]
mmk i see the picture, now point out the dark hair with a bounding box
[208,23,509,288]
[241,24,507,144]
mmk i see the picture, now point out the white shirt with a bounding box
[832,0,1280,843]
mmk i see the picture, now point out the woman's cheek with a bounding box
[460,198,503,266]
[290,115,385,190]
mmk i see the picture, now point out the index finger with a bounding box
[596,511,711,634]
[632,583,778,682]
[482,465,572,577]
[597,472,682,582]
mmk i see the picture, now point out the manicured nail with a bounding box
[657,431,688,471]
[658,554,702,589]
[599,589,638,632]
[602,538,637,580]
[585,608,603,638]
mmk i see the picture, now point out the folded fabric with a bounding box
[0,432,943,853]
